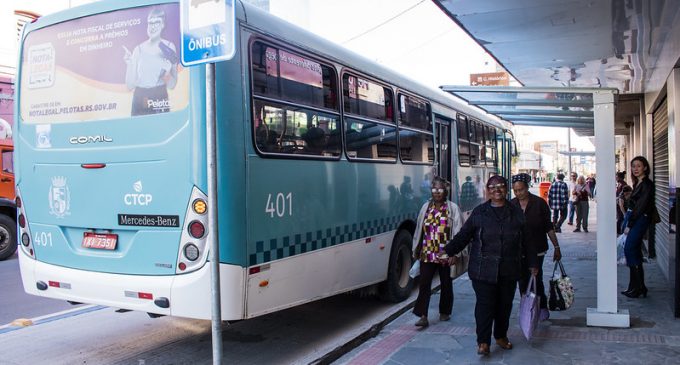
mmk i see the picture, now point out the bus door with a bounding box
[434,115,452,183]
[502,130,516,181]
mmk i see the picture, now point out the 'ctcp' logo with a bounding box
[124,180,153,206]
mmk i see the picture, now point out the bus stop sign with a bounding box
[180,0,235,66]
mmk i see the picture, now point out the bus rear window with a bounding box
[19,3,189,124]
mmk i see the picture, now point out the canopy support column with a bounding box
[586,90,630,327]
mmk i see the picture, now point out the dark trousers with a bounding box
[575,201,589,230]
[552,206,567,230]
[471,276,517,345]
[519,255,547,309]
[413,262,453,317]
[624,214,650,266]
[567,201,575,224]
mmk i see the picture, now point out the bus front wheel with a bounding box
[0,214,17,261]
[379,230,414,302]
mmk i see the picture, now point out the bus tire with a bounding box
[379,230,413,302]
[0,214,17,261]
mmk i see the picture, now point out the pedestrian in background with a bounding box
[622,156,655,298]
[441,175,538,356]
[616,171,629,235]
[412,176,463,327]
[548,173,569,233]
[573,176,590,232]
[511,173,562,322]
[566,172,578,225]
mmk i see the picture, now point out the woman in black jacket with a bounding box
[622,156,655,298]
[511,173,561,322]
[442,175,539,356]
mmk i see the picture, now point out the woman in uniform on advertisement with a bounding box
[124,8,178,116]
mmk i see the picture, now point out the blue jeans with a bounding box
[624,213,650,266]
[567,201,575,223]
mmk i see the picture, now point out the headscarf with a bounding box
[511,173,532,186]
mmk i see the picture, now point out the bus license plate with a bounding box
[82,232,118,250]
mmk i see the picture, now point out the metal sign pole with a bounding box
[206,62,223,364]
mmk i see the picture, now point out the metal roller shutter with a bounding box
[653,98,669,278]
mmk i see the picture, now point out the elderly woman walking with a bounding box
[442,175,538,356]
[411,176,463,327]
[572,175,590,232]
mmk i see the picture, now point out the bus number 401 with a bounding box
[265,193,292,218]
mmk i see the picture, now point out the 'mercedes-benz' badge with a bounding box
[69,135,113,144]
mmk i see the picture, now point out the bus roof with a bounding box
[239,1,509,129]
[20,0,508,130]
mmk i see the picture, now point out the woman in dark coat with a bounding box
[622,156,656,298]
[510,173,562,322]
[442,175,539,356]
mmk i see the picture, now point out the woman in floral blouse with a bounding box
[411,176,463,327]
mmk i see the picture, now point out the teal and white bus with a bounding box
[16,0,513,320]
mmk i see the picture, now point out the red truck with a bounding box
[0,141,15,260]
[0,75,16,260]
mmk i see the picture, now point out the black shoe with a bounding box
[415,316,429,327]
[555,228,562,233]
[623,265,648,298]
[583,228,589,233]
[573,228,581,232]
[567,222,573,225]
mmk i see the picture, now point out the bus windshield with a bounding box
[19,3,188,124]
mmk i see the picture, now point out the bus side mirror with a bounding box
[511,140,518,157]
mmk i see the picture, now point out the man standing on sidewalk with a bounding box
[548,173,569,232]
[566,172,578,225]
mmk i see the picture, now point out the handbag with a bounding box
[652,206,661,224]
[548,260,575,311]
[409,259,420,278]
[519,275,540,340]
[616,234,627,265]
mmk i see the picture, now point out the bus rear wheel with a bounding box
[379,229,413,302]
[0,215,17,261]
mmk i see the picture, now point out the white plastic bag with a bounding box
[409,260,420,278]
[616,234,627,265]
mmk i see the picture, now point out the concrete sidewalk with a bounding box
[335,202,680,364]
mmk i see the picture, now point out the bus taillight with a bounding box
[183,243,199,261]
[176,187,209,274]
[188,221,205,239]
[192,199,207,214]
[16,188,35,259]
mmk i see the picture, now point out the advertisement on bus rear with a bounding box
[20,4,189,124]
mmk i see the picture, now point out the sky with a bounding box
[1,0,594,151]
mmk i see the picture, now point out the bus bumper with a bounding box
[19,250,246,320]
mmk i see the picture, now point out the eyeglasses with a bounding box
[431,188,445,194]
[487,183,506,190]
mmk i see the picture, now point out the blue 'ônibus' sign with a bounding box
[180,0,235,66]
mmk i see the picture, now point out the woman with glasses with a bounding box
[124,8,178,116]
[411,176,463,327]
[441,175,538,356]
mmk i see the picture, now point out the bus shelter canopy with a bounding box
[440,86,617,136]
